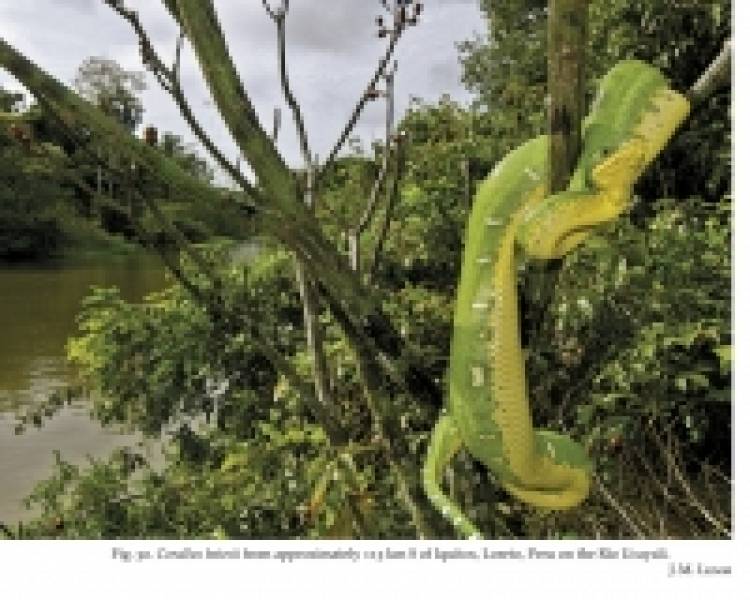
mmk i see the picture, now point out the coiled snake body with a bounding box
[422,60,690,538]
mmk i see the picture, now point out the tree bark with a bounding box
[547,0,588,193]
[526,1,589,353]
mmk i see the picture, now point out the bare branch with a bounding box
[318,29,402,180]
[369,133,406,277]
[355,64,397,237]
[261,0,276,19]
[264,1,312,168]
[103,1,257,201]
[272,106,282,143]
[261,0,289,20]
[172,30,185,79]
[318,2,422,183]
[687,38,731,105]
[348,64,397,272]
[295,261,338,428]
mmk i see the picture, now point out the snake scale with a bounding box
[422,60,690,539]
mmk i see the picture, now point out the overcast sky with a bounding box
[0,0,487,181]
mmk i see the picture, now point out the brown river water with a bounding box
[0,254,167,525]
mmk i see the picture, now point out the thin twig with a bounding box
[370,133,406,277]
[649,426,730,536]
[172,30,185,78]
[700,462,731,527]
[355,65,397,236]
[318,25,404,181]
[264,3,312,167]
[261,0,288,20]
[593,473,646,539]
[349,64,398,272]
[103,0,258,203]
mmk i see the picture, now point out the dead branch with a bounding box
[355,65,397,236]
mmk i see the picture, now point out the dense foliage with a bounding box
[0,129,66,259]
[1,69,244,260]
[3,2,731,540]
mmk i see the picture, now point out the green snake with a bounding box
[422,60,690,539]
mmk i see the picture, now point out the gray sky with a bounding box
[0,0,486,181]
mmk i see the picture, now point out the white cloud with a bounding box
[0,0,486,174]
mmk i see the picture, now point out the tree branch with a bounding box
[370,133,406,278]
[103,0,256,203]
[318,14,409,181]
[171,0,295,202]
[263,1,311,167]
[260,2,337,434]
[687,38,732,105]
[356,65,397,236]
[166,2,389,342]
[349,64,398,272]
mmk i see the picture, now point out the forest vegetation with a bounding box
[0,0,731,540]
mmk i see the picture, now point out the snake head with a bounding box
[579,61,690,195]
[590,138,645,204]
[579,124,639,190]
